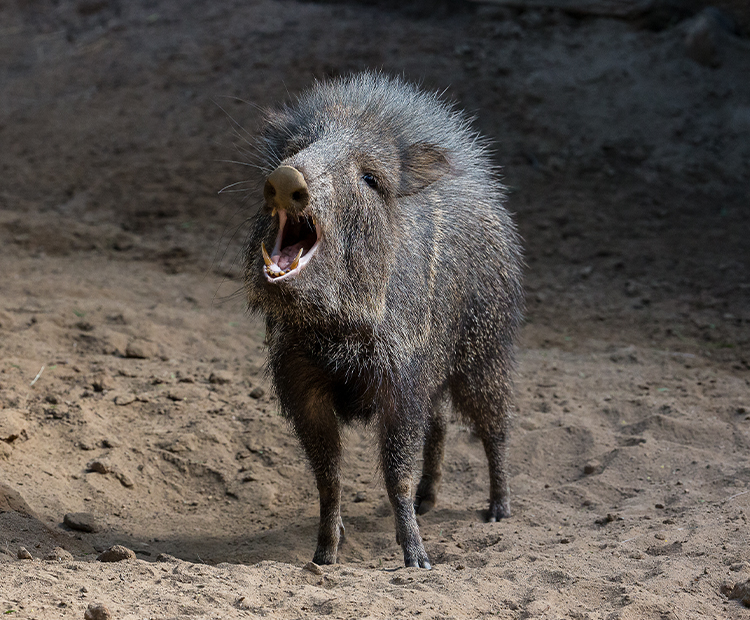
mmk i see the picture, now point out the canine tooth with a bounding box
[271,207,277,217]
[288,248,303,271]
[261,242,273,267]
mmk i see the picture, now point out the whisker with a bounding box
[217,159,268,170]
[218,180,255,194]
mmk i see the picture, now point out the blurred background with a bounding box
[1,0,748,359]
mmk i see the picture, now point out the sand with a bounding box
[1,0,749,618]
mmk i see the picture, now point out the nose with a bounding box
[264,165,309,214]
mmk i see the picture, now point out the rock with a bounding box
[92,372,115,392]
[166,389,187,402]
[156,553,180,562]
[116,471,134,488]
[249,386,265,399]
[583,460,600,475]
[87,459,111,474]
[594,513,621,525]
[0,409,28,443]
[209,370,233,385]
[684,8,736,68]
[45,403,69,420]
[97,544,136,562]
[106,309,136,325]
[84,602,113,620]
[354,491,367,503]
[0,310,16,329]
[101,330,128,356]
[722,579,750,606]
[64,512,99,533]
[303,561,324,575]
[46,547,74,561]
[112,232,135,251]
[125,340,158,359]
[0,483,38,516]
[17,547,33,560]
[114,393,136,406]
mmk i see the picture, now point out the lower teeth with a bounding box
[266,267,287,277]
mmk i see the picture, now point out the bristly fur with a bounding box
[243,72,524,568]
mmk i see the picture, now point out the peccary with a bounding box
[244,73,523,569]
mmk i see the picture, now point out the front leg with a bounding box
[380,405,431,569]
[290,396,343,565]
[270,337,344,564]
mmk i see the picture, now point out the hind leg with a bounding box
[414,409,446,515]
[479,417,511,521]
[451,374,513,522]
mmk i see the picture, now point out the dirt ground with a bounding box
[1,0,750,618]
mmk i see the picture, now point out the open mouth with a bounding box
[262,209,321,282]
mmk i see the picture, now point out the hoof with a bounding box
[487,499,511,522]
[414,497,435,515]
[312,547,337,565]
[405,555,432,569]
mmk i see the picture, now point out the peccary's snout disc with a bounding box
[264,165,309,214]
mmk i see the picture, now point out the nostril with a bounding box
[292,191,302,201]
[264,180,277,199]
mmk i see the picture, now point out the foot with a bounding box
[487,498,510,522]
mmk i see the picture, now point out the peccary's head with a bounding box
[244,73,480,327]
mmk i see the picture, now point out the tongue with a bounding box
[278,243,304,270]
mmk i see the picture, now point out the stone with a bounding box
[17,547,33,560]
[303,561,323,575]
[684,8,736,68]
[92,372,115,392]
[87,459,111,474]
[209,370,233,385]
[722,579,750,606]
[84,602,113,620]
[0,409,28,443]
[64,512,99,533]
[97,544,136,562]
[125,340,158,359]
[0,483,37,516]
[116,471,134,488]
[114,393,136,406]
[583,460,600,475]
[46,547,74,561]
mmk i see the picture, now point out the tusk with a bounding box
[288,248,303,271]
[261,242,273,267]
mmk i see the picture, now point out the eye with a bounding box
[362,173,379,191]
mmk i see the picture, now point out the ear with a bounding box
[399,143,451,197]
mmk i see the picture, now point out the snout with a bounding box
[261,165,321,283]
[264,165,309,216]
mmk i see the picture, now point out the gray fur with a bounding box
[244,72,523,568]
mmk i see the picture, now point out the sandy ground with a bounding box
[1,0,750,618]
